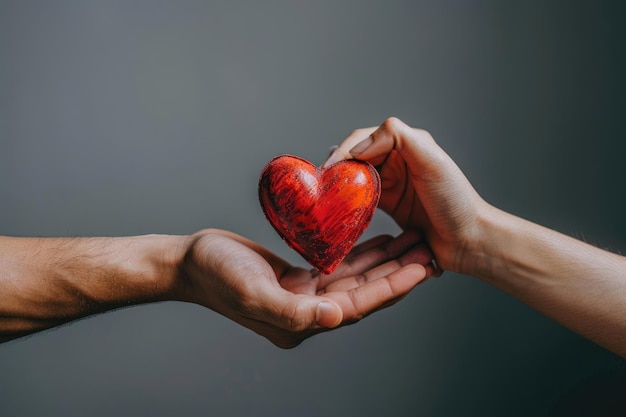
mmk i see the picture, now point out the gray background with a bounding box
[1,1,625,416]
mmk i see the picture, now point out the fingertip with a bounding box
[394,263,428,290]
[398,243,435,268]
[322,148,350,168]
[315,300,343,328]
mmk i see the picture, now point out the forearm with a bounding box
[463,206,626,357]
[0,235,187,342]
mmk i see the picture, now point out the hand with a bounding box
[178,228,434,348]
[327,118,626,359]
[324,117,488,274]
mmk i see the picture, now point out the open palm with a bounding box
[180,229,433,348]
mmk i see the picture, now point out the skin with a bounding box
[0,228,434,348]
[325,117,626,358]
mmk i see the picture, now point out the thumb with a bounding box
[270,293,343,332]
[315,300,343,328]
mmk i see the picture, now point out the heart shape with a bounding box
[259,154,381,274]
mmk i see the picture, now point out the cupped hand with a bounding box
[178,228,434,348]
[324,117,489,273]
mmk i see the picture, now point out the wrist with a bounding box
[456,205,562,291]
[123,234,191,304]
[454,204,517,281]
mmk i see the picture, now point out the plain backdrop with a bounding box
[1,1,625,416]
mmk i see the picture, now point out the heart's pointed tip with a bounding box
[307,256,344,276]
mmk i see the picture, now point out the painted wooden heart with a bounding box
[259,154,381,274]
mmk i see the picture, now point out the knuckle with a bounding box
[281,301,310,333]
[347,291,366,322]
[382,116,404,132]
[414,127,434,143]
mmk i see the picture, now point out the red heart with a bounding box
[259,154,381,274]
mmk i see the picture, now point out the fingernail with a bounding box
[316,301,339,327]
[322,150,342,169]
[349,137,373,156]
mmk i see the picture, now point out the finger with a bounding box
[323,126,378,167]
[308,235,393,280]
[326,263,427,323]
[350,117,444,169]
[258,287,344,332]
[321,230,423,286]
[278,266,317,294]
[349,234,394,257]
[320,242,433,293]
[324,117,445,176]
[316,234,393,277]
